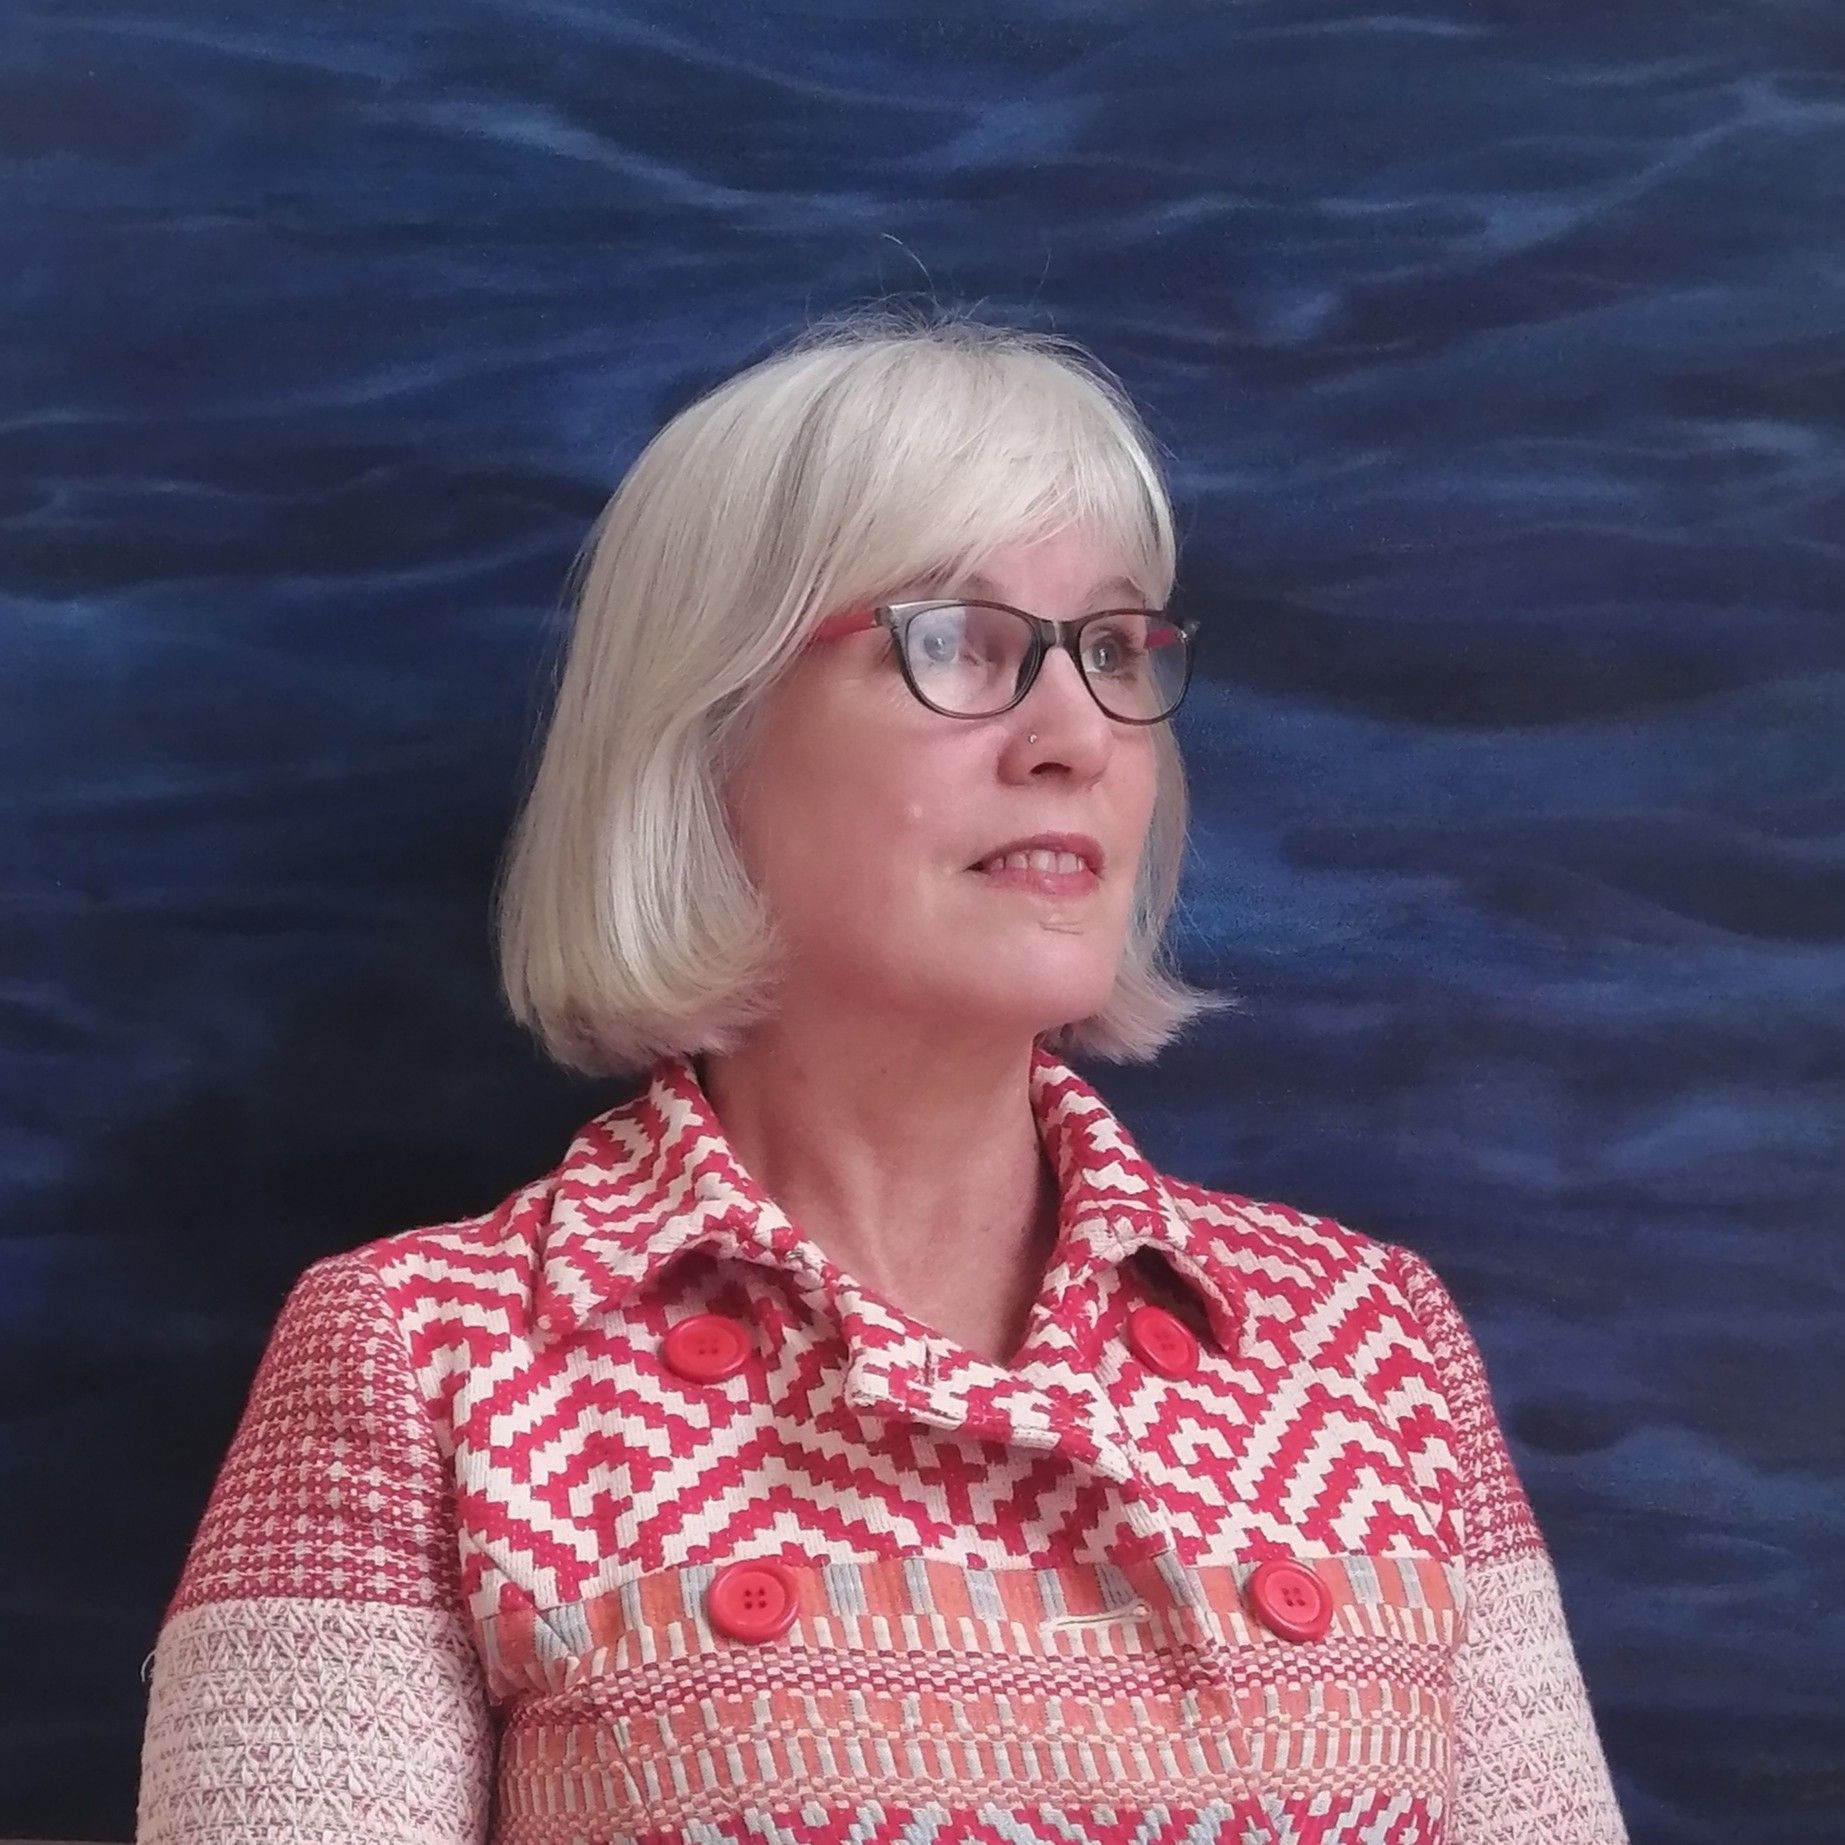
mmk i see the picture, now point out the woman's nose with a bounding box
[1025,641,1106,723]
[1011,644,1113,757]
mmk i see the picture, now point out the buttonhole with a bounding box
[1040,1600,1153,1632]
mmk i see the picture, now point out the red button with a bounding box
[662,1313,753,1382]
[1125,1303,1199,1377]
[1246,1558,1333,1642]
[706,1558,800,1643]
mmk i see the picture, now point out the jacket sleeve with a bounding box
[136,1250,495,1845]
[1388,1243,1628,1845]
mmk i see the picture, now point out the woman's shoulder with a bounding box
[1156,1170,1519,1476]
[296,1163,565,1334]
[1156,1167,1443,1311]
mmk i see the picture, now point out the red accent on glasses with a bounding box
[808,605,883,644]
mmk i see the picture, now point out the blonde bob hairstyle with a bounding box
[493,307,1238,1080]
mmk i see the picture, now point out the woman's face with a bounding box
[725,524,1162,1046]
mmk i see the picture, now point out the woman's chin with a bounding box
[930,970,1116,1039]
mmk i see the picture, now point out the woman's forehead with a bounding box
[889,522,1157,590]
[952,564,1149,602]
[888,557,1159,608]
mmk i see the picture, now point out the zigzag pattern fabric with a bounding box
[137,1047,1628,1843]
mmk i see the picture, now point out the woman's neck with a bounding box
[694,1023,1061,1365]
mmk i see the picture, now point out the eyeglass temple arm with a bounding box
[807,607,881,644]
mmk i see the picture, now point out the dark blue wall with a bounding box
[3,3,1841,1839]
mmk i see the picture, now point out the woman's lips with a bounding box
[970,861,1100,897]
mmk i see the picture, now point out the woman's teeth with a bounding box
[978,850,1091,874]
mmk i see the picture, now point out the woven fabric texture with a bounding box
[137,1047,1627,1844]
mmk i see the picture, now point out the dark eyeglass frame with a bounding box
[808,599,1200,724]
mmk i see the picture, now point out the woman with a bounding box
[136,311,1628,1844]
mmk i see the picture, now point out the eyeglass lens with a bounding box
[903,603,1188,721]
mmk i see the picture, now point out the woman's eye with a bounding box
[1087,623,1147,677]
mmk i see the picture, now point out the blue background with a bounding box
[3,2,1842,1840]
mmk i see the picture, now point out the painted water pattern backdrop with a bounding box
[4,1,1842,1840]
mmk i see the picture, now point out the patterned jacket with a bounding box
[136,1046,1628,1844]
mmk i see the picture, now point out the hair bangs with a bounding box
[799,339,1176,625]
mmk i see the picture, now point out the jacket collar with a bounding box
[531,1043,1246,1366]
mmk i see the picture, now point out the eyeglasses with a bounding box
[807,599,1199,724]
